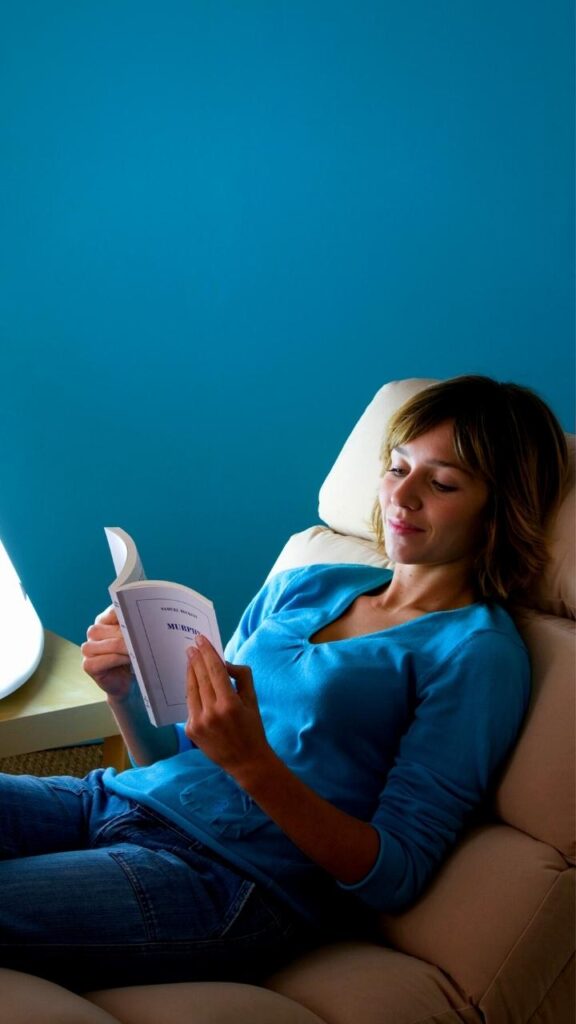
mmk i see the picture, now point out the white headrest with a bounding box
[318,379,575,620]
[319,379,438,539]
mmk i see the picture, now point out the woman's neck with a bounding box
[373,563,479,615]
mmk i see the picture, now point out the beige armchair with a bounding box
[1,379,574,1024]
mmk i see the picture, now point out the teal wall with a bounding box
[1,1,574,645]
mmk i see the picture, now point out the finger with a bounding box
[81,639,131,668]
[95,605,119,626]
[81,636,128,659]
[82,651,131,677]
[194,638,233,700]
[186,645,217,709]
[185,656,203,720]
[86,622,124,642]
[226,663,257,707]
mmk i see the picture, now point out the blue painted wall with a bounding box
[1,1,574,645]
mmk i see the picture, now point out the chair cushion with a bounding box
[88,981,326,1024]
[377,824,574,1017]
[0,968,120,1024]
[267,525,389,578]
[268,940,483,1024]
[495,611,576,862]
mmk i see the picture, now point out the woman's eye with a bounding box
[388,466,405,476]
[433,481,457,493]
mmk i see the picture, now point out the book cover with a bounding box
[105,527,223,726]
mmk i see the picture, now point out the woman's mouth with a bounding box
[387,518,425,535]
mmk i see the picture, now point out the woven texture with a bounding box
[0,743,103,777]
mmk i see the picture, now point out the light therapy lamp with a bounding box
[0,538,44,699]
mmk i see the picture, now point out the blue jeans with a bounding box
[0,770,313,991]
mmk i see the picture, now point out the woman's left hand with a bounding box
[184,636,272,778]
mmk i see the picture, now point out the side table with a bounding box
[0,629,128,771]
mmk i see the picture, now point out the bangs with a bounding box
[384,401,493,484]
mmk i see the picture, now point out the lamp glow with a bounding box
[0,539,44,699]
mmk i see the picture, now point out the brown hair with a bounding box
[372,376,569,601]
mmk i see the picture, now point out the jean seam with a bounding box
[131,803,205,849]
[108,850,157,942]
[219,879,256,937]
[105,802,206,853]
[91,807,139,846]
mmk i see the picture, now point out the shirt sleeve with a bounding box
[339,628,530,912]
[173,722,193,753]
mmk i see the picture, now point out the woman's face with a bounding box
[379,420,489,571]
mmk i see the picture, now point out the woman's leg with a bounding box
[0,770,128,859]
[0,778,310,991]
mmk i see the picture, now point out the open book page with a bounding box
[105,527,146,588]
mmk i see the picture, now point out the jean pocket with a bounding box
[179,768,267,839]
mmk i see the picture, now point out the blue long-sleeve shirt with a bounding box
[104,564,530,922]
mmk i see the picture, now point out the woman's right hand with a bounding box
[81,606,134,702]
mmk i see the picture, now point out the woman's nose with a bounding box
[392,475,422,510]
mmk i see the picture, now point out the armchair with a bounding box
[2,378,574,1024]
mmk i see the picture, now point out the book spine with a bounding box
[108,586,161,727]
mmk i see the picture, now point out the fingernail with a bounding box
[186,646,197,662]
[195,634,207,647]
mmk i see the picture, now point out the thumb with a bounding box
[226,663,257,706]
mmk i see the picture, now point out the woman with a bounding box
[0,376,568,991]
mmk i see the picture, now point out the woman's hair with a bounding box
[372,375,569,602]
